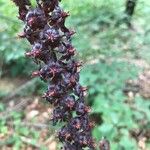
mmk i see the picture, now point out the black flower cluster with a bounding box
[12,0,96,149]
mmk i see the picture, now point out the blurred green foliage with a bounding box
[80,62,150,149]
[0,105,44,150]
[0,0,150,149]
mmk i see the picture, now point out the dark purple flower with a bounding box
[12,0,99,149]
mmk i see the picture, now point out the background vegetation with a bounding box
[0,0,150,149]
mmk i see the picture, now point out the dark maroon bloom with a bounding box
[25,8,46,29]
[12,0,100,149]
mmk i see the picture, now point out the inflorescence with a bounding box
[12,0,96,149]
